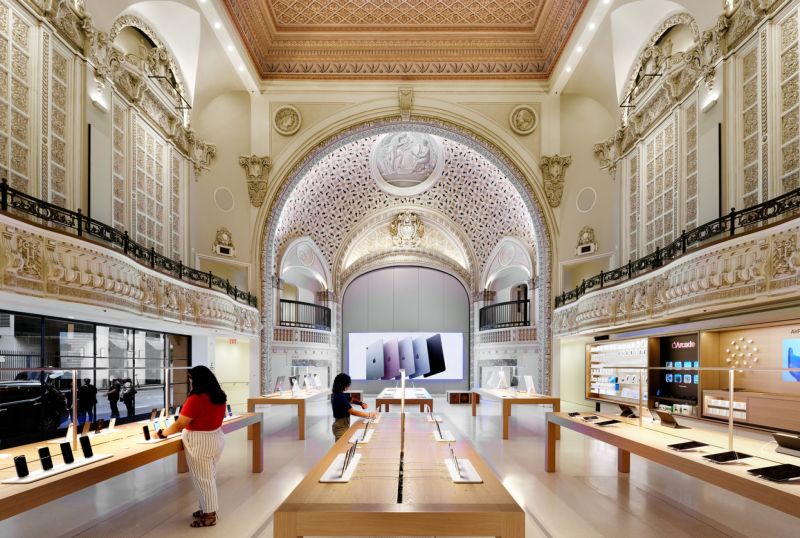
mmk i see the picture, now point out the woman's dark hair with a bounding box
[332,373,351,393]
[188,365,227,405]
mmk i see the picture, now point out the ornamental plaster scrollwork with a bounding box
[0,215,259,335]
[553,218,800,336]
[389,211,424,247]
[539,154,571,207]
[189,135,216,176]
[239,154,273,207]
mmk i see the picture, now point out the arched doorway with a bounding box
[260,118,554,394]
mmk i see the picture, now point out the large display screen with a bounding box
[782,339,800,382]
[348,332,463,380]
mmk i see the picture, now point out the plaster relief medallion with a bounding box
[273,105,302,136]
[370,132,444,196]
[498,243,515,267]
[296,243,314,267]
[509,105,538,135]
[389,211,424,248]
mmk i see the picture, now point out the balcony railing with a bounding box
[479,299,530,331]
[555,186,800,308]
[279,299,331,331]
[0,178,257,308]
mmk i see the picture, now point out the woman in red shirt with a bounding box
[157,365,227,527]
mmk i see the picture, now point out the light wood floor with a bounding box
[1,397,798,537]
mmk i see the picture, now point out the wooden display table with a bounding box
[0,413,262,521]
[274,413,524,537]
[545,412,800,519]
[247,389,331,440]
[471,388,561,440]
[375,388,433,412]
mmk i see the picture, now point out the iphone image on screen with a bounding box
[411,336,431,378]
[398,337,416,377]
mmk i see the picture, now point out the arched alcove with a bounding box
[260,118,554,393]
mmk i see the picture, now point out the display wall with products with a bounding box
[585,338,655,405]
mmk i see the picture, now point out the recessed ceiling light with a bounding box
[238,65,245,72]
[566,66,572,72]
[227,45,234,52]
[214,21,222,29]
[603,0,611,4]
[588,22,596,31]
[576,46,584,53]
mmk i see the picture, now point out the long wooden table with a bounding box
[546,412,800,519]
[0,413,262,521]
[471,388,561,440]
[247,389,331,440]
[375,388,433,412]
[274,412,524,537]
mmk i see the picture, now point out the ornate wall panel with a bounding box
[683,96,699,230]
[739,39,765,207]
[626,151,640,261]
[111,95,128,231]
[643,116,677,253]
[169,148,187,261]
[133,116,167,254]
[0,1,33,194]
[553,216,800,337]
[780,9,800,192]
[43,34,72,207]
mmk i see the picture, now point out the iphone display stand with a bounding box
[319,453,362,483]
[444,458,482,483]
[2,454,113,484]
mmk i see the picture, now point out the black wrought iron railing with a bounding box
[555,186,800,308]
[0,179,257,308]
[279,299,331,331]
[479,299,530,331]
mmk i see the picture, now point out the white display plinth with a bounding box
[319,453,362,483]
[444,458,482,483]
[1,454,113,484]
[433,429,456,442]
[349,429,375,444]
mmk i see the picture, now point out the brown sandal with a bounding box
[190,512,217,527]
[192,510,204,519]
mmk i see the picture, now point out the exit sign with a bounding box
[228,338,237,345]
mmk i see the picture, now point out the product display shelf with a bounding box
[703,390,748,420]
[586,338,651,405]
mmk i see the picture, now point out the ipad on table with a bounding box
[667,440,708,451]
[747,463,800,482]
[702,451,752,464]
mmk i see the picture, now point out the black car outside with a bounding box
[0,371,69,446]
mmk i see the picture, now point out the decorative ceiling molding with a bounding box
[222,0,588,80]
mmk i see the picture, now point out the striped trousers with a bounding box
[182,428,225,513]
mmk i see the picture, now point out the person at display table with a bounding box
[156,365,227,528]
[331,373,375,441]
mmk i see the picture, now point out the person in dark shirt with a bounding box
[331,373,374,441]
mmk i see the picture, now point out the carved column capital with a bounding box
[398,86,413,121]
[239,154,272,207]
[539,154,572,208]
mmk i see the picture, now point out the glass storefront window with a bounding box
[0,312,42,377]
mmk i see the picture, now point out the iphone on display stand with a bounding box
[79,435,93,459]
[38,447,53,471]
[142,425,151,441]
[14,455,29,478]
[59,442,74,464]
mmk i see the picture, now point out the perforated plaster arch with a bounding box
[260,118,554,393]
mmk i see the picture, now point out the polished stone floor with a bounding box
[1,397,798,537]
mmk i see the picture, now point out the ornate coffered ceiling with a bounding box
[222,0,588,79]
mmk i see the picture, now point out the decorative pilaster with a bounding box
[239,154,273,207]
[539,154,572,208]
[398,86,413,120]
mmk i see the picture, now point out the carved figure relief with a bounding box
[539,154,572,208]
[509,105,538,135]
[273,105,302,135]
[214,227,235,249]
[389,211,424,248]
[370,132,443,195]
[239,154,273,207]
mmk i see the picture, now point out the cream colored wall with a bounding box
[191,91,253,284]
[557,336,595,407]
[214,337,251,410]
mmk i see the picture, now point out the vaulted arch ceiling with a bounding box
[222,0,588,79]
[273,131,539,291]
